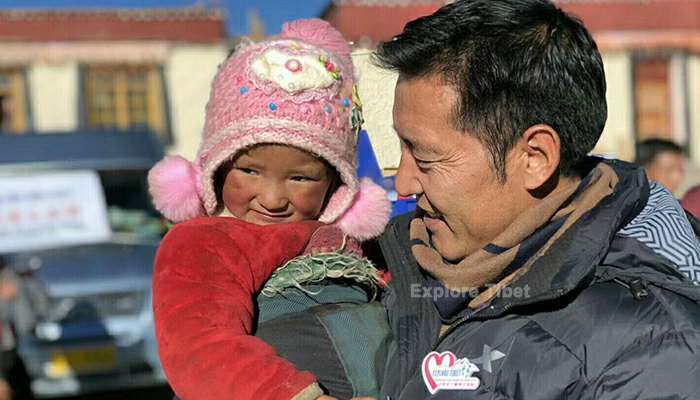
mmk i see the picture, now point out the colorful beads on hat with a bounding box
[269,102,278,111]
[324,104,333,113]
[239,86,249,95]
[342,98,351,108]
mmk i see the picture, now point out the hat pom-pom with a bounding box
[148,156,205,223]
[335,178,392,241]
[281,18,352,72]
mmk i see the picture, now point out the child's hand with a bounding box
[303,225,362,256]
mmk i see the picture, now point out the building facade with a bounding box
[0,8,229,160]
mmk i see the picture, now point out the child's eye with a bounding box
[236,167,258,175]
[291,176,315,182]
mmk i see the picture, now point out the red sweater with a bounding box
[152,217,324,400]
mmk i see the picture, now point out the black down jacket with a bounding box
[378,160,700,400]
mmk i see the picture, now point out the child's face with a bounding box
[221,144,335,225]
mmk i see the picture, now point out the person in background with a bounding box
[0,255,47,400]
[635,138,687,193]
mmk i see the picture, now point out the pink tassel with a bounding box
[148,156,205,222]
[335,178,392,241]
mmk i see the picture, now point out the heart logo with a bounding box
[421,351,480,394]
[422,351,457,393]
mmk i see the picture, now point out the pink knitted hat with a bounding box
[148,19,390,240]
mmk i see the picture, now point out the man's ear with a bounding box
[517,124,561,190]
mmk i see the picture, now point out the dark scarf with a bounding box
[410,163,620,315]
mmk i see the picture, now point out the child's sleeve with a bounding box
[152,217,324,400]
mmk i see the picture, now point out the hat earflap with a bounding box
[148,155,206,222]
[334,178,391,241]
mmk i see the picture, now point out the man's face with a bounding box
[646,151,686,193]
[393,76,527,262]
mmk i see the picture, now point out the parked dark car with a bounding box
[0,130,168,398]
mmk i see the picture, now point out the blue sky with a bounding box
[0,0,331,35]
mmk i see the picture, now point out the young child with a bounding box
[147,19,392,400]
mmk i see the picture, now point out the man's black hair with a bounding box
[634,138,685,167]
[374,0,607,180]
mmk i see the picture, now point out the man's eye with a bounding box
[414,159,432,171]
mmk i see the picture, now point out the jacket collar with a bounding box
[480,158,650,314]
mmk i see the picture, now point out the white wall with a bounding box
[352,50,401,171]
[29,62,79,132]
[165,44,228,159]
[593,52,635,161]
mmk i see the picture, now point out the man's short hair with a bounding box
[374,0,607,180]
[634,138,685,167]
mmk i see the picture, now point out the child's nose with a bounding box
[259,185,289,212]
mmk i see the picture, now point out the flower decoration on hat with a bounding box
[250,45,342,94]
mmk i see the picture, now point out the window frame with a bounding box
[79,64,172,144]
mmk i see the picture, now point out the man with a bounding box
[373,0,700,398]
[635,138,687,194]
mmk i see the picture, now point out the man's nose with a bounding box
[395,152,422,197]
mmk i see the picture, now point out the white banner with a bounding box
[0,170,111,253]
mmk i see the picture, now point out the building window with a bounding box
[0,68,29,134]
[84,65,169,142]
[633,54,690,147]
